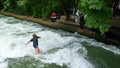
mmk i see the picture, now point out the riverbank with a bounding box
[0,11,120,46]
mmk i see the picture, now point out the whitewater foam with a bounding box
[0,14,120,68]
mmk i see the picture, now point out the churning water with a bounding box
[0,14,120,68]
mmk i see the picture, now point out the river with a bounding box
[0,14,120,68]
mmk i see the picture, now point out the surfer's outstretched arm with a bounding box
[26,41,30,45]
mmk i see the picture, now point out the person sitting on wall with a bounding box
[51,12,57,22]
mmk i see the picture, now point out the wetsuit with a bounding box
[30,36,40,48]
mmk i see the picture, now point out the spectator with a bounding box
[75,10,80,23]
[51,12,57,22]
[73,8,77,16]
[56,12,61,19]
[118,1,120,16]
[111,1,117,17]
[79,12,85,32]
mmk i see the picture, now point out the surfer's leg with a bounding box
[36,47,40,55]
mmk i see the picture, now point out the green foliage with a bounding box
[2,0,74,19]
[78,0,112,35]
[3,0,18,11]
[40,0,61,19]
[16,0,62,19]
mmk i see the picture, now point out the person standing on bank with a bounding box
[118,1,120,16]
[111,1,117,17]
[79,12,85,32]
[26,34,40,55]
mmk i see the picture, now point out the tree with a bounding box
[78,0,113,35]
[61,0,74,19]
[2,0,18,11]
[0,0,4,10]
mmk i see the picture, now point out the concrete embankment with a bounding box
[0,11,120,46]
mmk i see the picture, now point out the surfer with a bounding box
[26,34,40,55]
